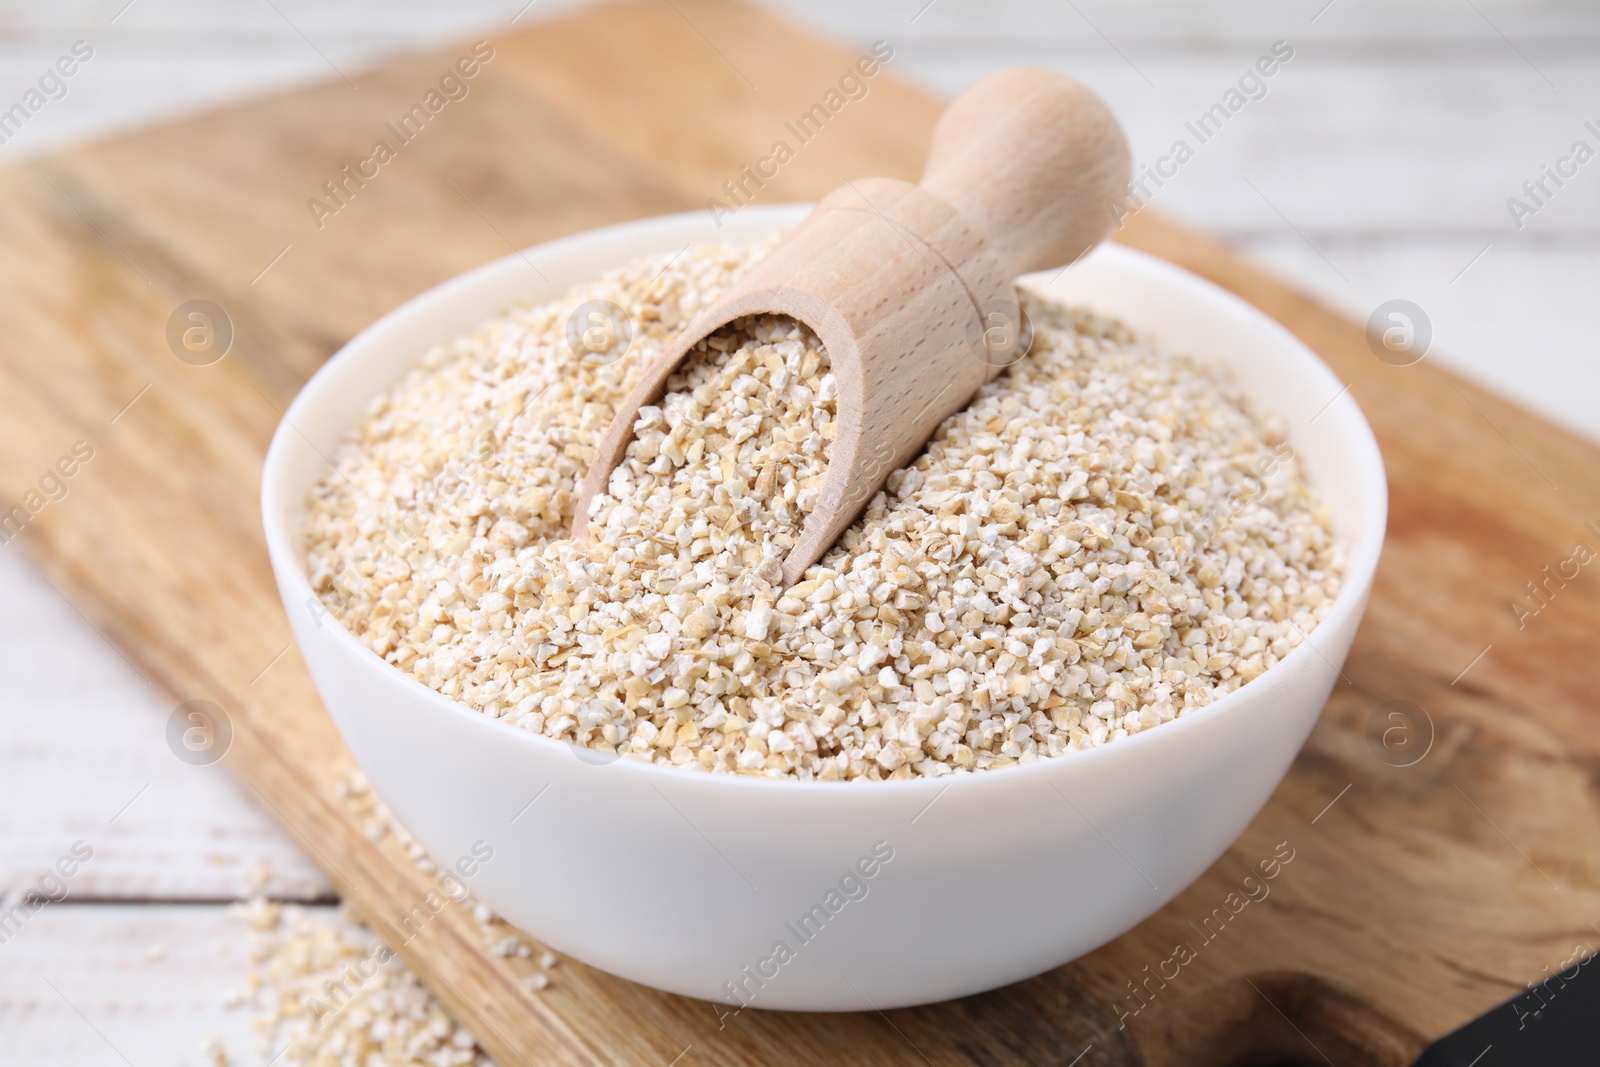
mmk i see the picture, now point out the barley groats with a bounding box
[305,242,1343,780]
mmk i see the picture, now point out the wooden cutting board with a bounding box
[3,2,1597,1063]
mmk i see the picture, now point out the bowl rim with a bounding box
[261,204,1387,800]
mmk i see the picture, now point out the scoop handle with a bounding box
[919,69,1132,277]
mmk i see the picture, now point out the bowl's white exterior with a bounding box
[261,206,1386,1012]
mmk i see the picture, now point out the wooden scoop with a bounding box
[573,69,1132,585]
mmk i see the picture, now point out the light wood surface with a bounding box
[576,69,1131,584]
[0,903,310,1060]
[1,2,1598,1064]
[6,1,1598,443]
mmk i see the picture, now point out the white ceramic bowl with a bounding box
[262,205,1385,1011]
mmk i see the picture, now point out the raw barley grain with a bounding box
[305,240,1343,781]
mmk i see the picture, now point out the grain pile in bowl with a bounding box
[305,240,1343,780]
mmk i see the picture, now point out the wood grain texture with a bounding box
[0,547,334,903]
[7,1,1598,442]
[0,903,306,1063]
[0,2,1597,1064]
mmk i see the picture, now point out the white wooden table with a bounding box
[2,1,1595,1061]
